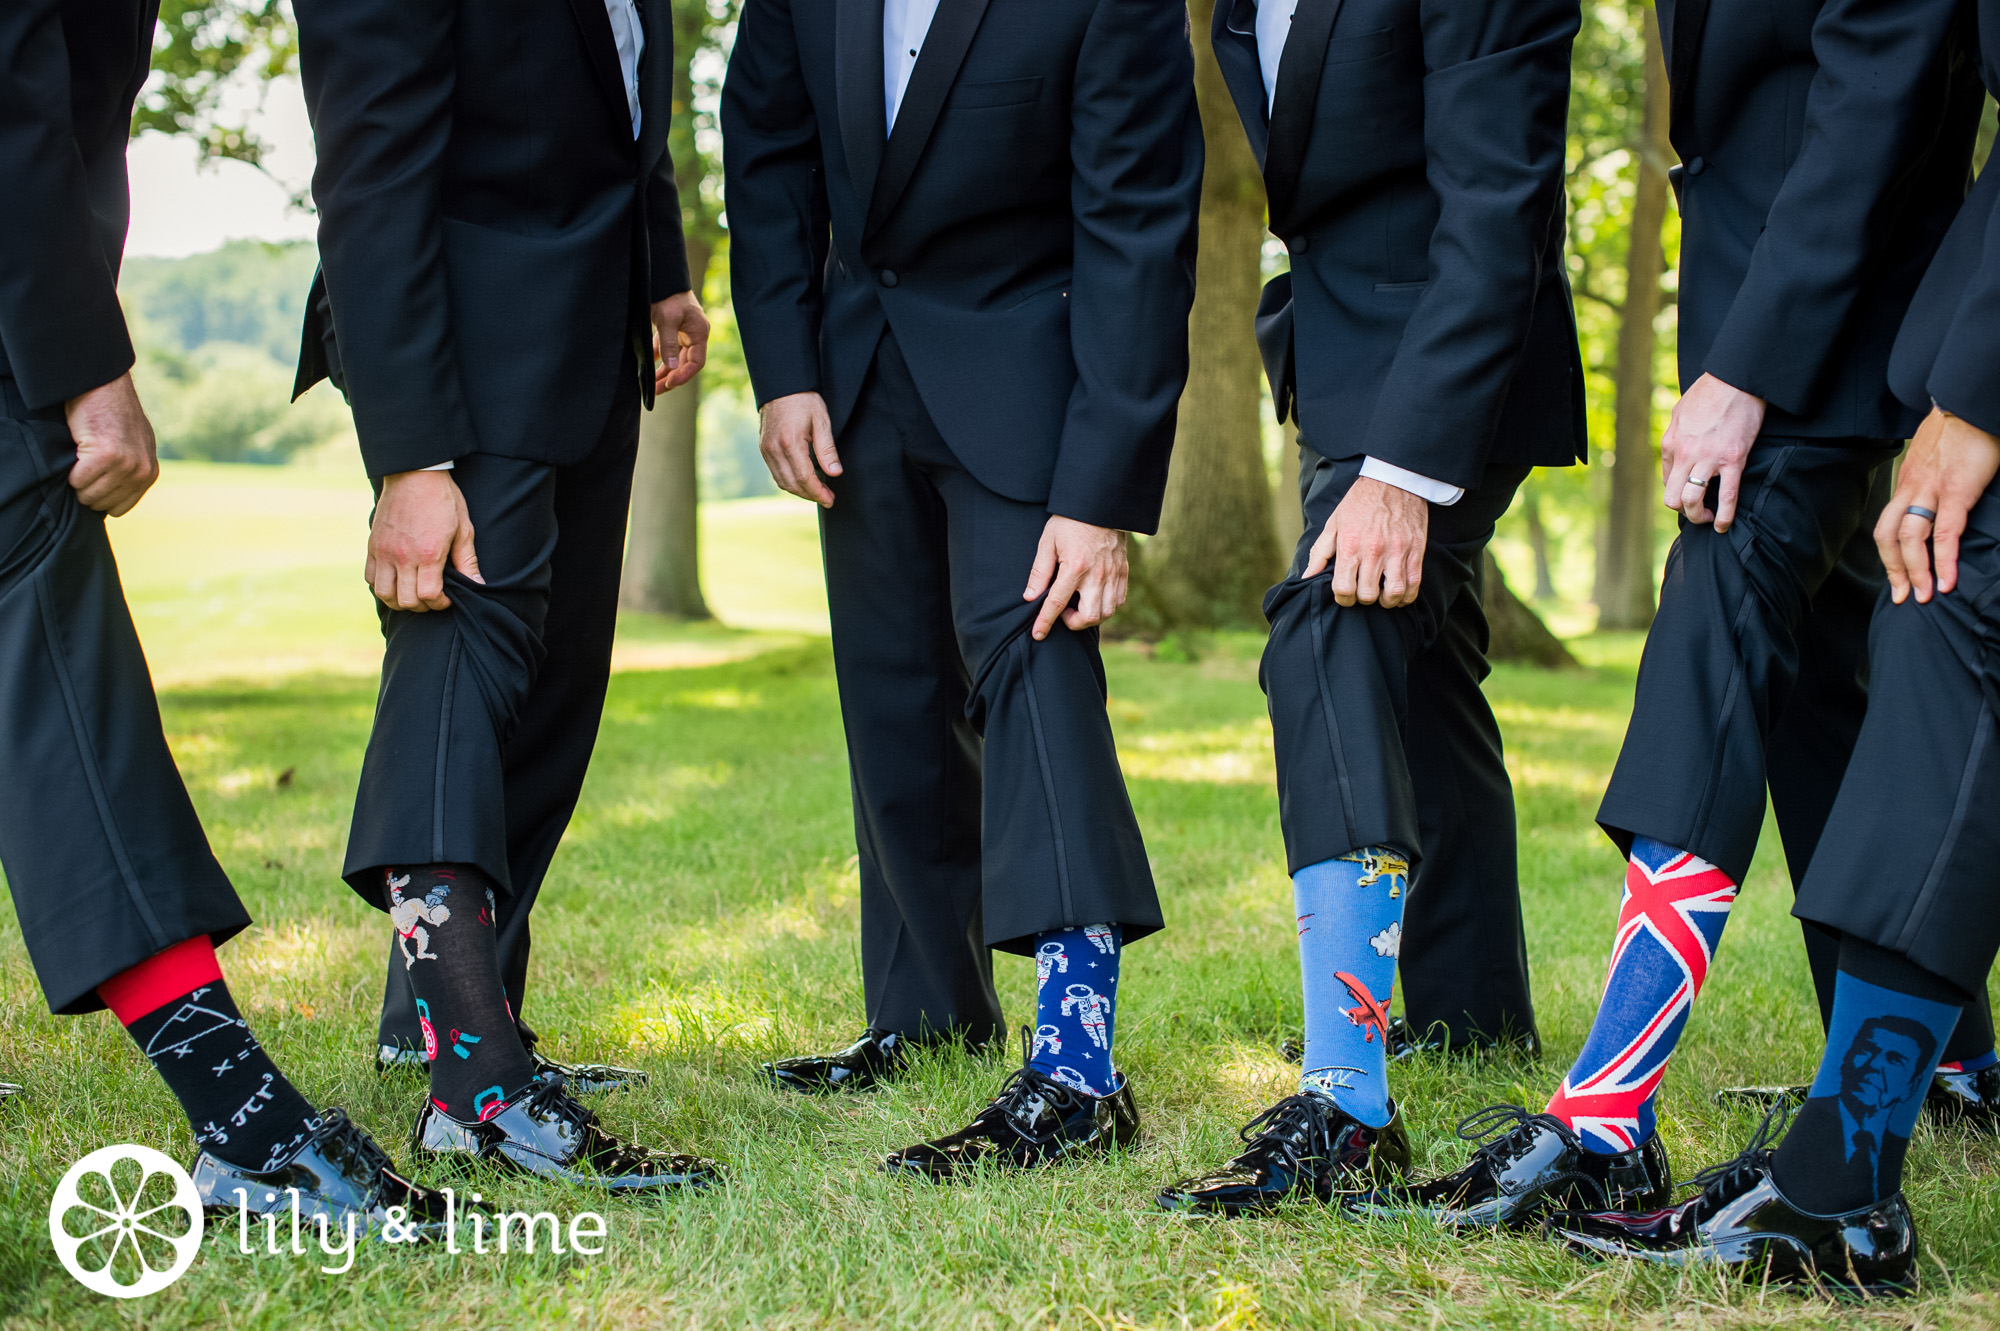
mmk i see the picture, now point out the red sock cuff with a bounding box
[99,936,225,1025]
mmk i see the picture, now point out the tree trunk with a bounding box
[620,237,713,618]
[1272,416,1304,555]
[1593,4,1672,631]
[1522,481,1558,601]
[1139,0,1279,629]
[1486,551,1579,668]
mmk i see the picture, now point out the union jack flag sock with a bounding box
[1547,836,1738,1154]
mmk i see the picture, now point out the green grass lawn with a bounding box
[2,463,1996,1327]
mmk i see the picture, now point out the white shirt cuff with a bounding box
[1360,456,1463,506]
[419,461,455,472]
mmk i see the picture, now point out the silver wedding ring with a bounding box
[1905,505,1938,522]
[1685,476,1709,489]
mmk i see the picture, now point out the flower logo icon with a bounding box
[49,1145,204,1298]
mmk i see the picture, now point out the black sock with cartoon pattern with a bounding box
[387,864,538,1123]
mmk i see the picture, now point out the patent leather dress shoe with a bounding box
[764,1028,910,1093]
[1547,1144,1917,1294]
[1927,1062,2000,1134]
[1281,1018,1540,1065]
[884,1057,1139,1181]
[193,1108,456,1239]
[1718,1065,2000,1135]
[1353,1104,1671,1229]
[412,1076,719,1192]
[376,1043,646,1095]
[1158,1091,1409,1214]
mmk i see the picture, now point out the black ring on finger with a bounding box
[1905,505,1938,522]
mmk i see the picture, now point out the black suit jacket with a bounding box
[0,0,155,410]
[1212,0,1585,490]
[721,0,1203,534]
[1662,0,1985,440]
[1890,0,2000,436]
[292,0,692,478]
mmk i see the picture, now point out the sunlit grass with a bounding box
[0,469,1993,1326]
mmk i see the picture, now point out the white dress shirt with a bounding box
[1252,0,1462,505]
[606,0,645,140]
[884,0,943,127]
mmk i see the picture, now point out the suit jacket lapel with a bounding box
[637,0,674,172]
[837,0,889,210]
[566,0,637,136]
[866,0,994,236]
[1211,0,1270,170]
[1264,0,1343,231]
[1665,0,1710,136]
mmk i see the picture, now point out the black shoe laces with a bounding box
[1683,1101,1789,1219]
[985,1028,1085,1138]
[1453,1103,1579,1174]
[1235,1093,1340,1177]
[525,1073,669,1174]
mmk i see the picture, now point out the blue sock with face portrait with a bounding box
[1028,924,1121,1097]
[1770,938,1965,1215]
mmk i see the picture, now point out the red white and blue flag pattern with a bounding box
[1547,837,1738,1153]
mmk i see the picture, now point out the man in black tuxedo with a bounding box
[0,0,456,1230]
[1375,0,1992,1234]
[293,0,718,1189]
[722,0,1200,1175]
[1549,20,2000,1275]
[1156,0,1586,1216]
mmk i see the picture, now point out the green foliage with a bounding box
[132,1,298,168]
[133,342,346,465]
[1496,1,1679,609]
[121,239,319,365]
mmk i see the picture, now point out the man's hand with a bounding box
[1304,477,1428,608]
[365,469,483,612]
[652,291,710,394]
[65,373,160,517]
[1878,406,2000,604]
[1025,516,1129,640]
[1660,373,1766,531]
[758,392,842,507]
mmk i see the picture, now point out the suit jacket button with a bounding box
[878,269,899,287]
[1685,156,1707,176]
[1290,236,1309,252]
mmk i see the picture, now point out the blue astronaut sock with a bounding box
[1294,847,1409,1128]
[1028,924,1122,1096]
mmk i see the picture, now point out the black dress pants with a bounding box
[0,375,249,1015]
[352,387,639,1052]
[1796,485,2000,1001]
[820,333,1161,1045]
[1261,451,1537,1046]
[1598,436,1992,1056]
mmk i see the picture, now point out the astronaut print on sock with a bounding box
[1028,923,1122,1096]
[388,869,453,969]
[1050,1066,1093,1094]
[1062,985,1111,1049]
[1036,941,1069,985]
